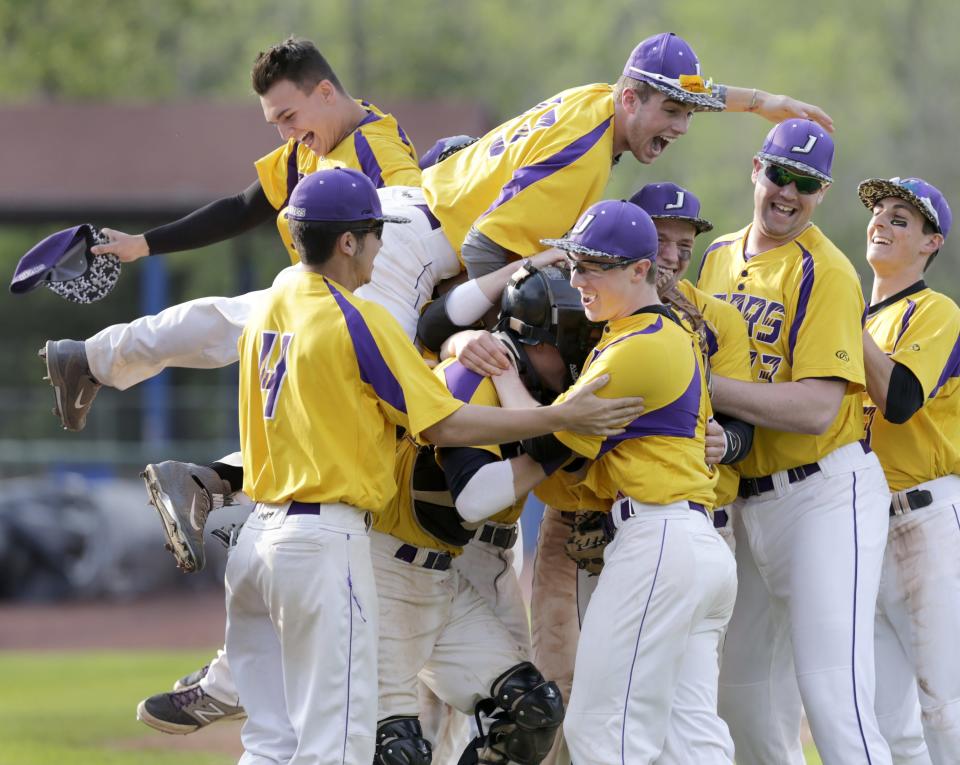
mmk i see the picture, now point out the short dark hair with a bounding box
[922,218,940,272]
[612,76,658,103]
[289,219,373,266]
[252,37,344,96]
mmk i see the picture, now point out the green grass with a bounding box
[0,651,234,765]
[0,649,825,764]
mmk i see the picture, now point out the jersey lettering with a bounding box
[488,97,565,158]
[727,292,785,346]
[259,330,294,420]
[754,300,786,344]
[791,135,818,154]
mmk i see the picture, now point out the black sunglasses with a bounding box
[565,254,634,275]
[763,163,825,195]
[353,221,385,240]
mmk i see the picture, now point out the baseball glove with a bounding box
[564,510,608,576]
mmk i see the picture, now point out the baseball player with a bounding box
[527,182,753,765]
[857,176,958,764]
[134,250,567,737]
[372,264,601,765]
[39,35,422,432]
[225,167,643,764]
[699,119,894,765]
[41,31,833,431]
[512,199,737,764]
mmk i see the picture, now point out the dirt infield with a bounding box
[0,590,228,651]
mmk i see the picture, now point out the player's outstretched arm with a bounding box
[723,86,834,132]
[711,375,845,434]
[422,375,642,447]
[90,180,275,262]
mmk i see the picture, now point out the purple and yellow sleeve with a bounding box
[788,248,865,389]
[328,284,462,436]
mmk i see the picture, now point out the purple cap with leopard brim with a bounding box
[629,182,713,235]
[285,168,411,224]
[10,224,121,304]
[418,135,477,170]
[757,118,834,183]
[857,176,951,242]
[541,200,659,262]
[622,33,724,111]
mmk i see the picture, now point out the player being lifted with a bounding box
[857,176,958,765]
[40,31,831,433]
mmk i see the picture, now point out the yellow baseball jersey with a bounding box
[697,224,866,477]
[255,100,421,262]
[677,279,753,506]
[553,309,717,508]
[864,284,960,490]
[534,470,608,512]
[375,358,527,553]
[238,271,461,510]
[422,83,616,257]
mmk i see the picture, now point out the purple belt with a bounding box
[394,543,452,571]
[602,499,707,539]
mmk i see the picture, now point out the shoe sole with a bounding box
[136,699,200,734]
[142,465,203,573]
[40,341,78,431]
[136,699,245,735]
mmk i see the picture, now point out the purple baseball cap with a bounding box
[629,182,713,235]
[541,200,659,262]
[285,167,411,224]
[418,135,477,170]
[10,224,121,304]
[622,33,724,111]
[857,177,952,242]
[757,119,834,183]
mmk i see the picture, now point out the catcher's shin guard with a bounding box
[375,716,433,765]
[458,662,564,765]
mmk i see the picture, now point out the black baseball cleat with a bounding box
[39,339,101,431]
[142,461,234,573]
[137,686,245,734]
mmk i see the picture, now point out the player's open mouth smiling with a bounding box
[871,235,893,246]
[657,264,678,279]
[651,135,672,155]
[302,131,316,149]
[771,202,796,218]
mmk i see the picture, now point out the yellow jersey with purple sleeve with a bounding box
[421,84,616,257]
[255,100,421,262]
[375,357,527,553]
[864,285,960,491]
[552,309,717,508]
[238,270,461,510]
[677,279,753,506]
[697,224,866,477]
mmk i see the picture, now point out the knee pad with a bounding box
[491,661,565,731]
[458,662,565,765]
[375,716,432,765]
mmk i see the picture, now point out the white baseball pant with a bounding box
[371,531,527,720]
[225,501,376,765]
[84,187,460,389]
[717,441,893,765]
[424,528,530,764]
[875,474,960,765]
[564,501,737,765]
